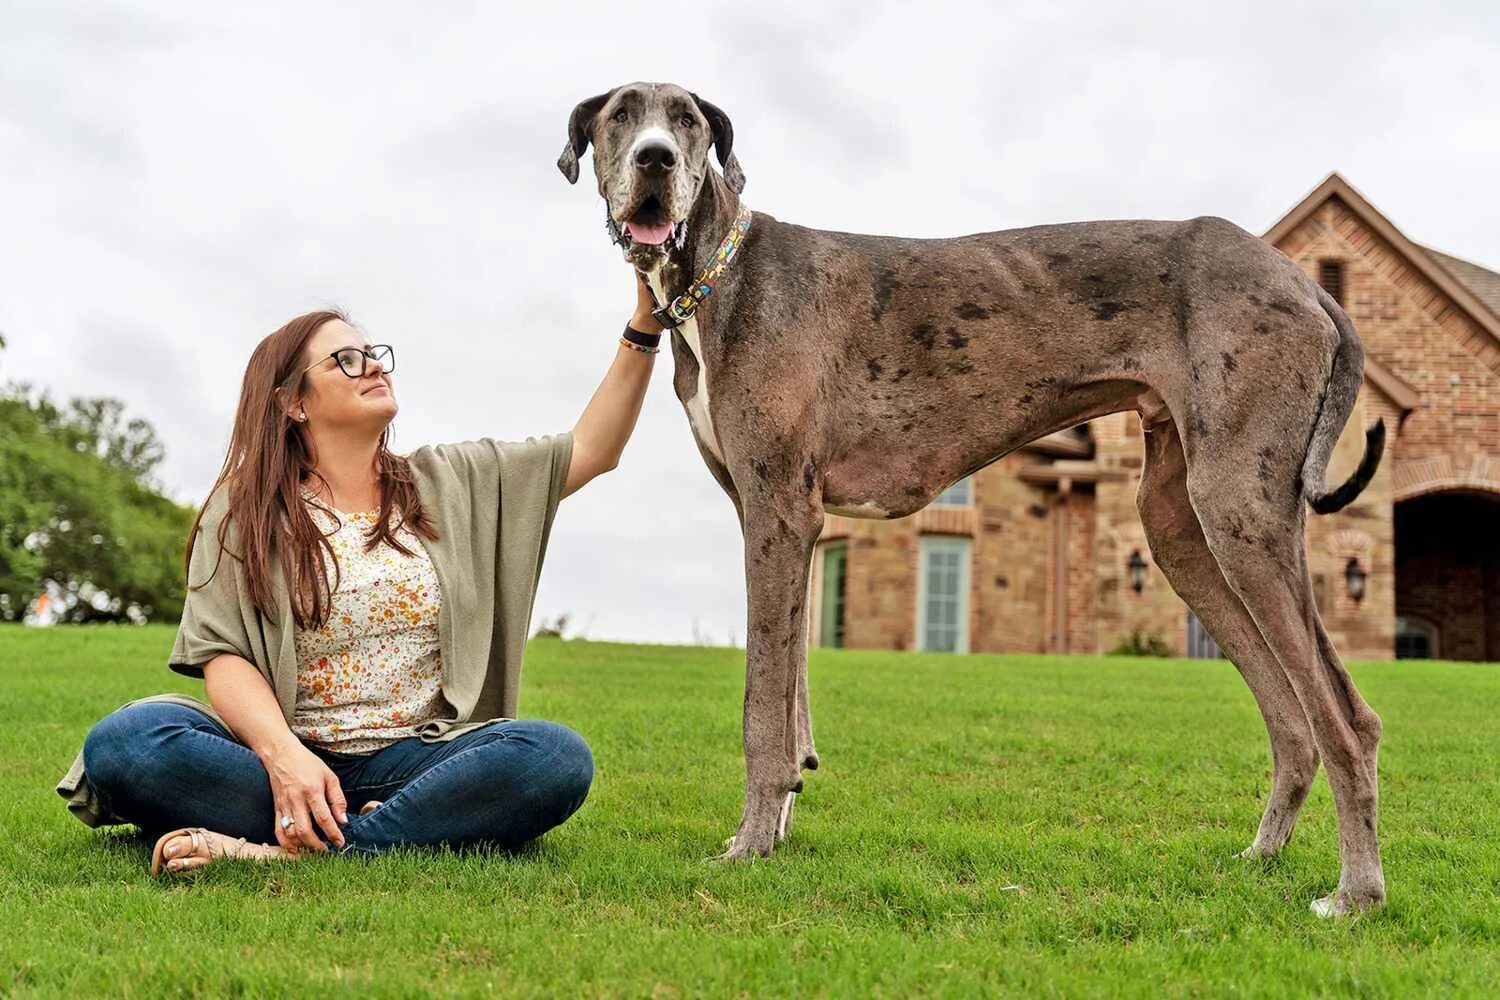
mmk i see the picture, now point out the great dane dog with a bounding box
[557,82,1388,916]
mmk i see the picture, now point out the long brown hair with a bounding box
[186,309,437,630]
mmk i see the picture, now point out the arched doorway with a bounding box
[1394,490,1500,661]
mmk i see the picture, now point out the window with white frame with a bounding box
[917,536,971,653]
[932,475,973,507]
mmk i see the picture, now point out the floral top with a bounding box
[291,503,448,754]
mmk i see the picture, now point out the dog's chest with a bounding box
[645,272,725,465]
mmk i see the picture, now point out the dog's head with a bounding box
[557,82,745,267]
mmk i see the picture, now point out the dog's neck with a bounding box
[643,170,744,314]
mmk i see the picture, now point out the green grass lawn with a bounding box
[4,625,1498,997]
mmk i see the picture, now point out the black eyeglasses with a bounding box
[288,344,396,384]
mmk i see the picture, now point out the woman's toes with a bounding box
[159,829,294,874]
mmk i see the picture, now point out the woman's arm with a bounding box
[203,653,300,760]
[562,275,664,498]
[203,653,349,853]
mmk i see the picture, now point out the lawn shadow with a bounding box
[90,824,154,863]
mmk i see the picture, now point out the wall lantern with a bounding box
[1127,549,1148,593]
[1344,557,1367,604]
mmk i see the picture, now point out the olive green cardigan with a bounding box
[56,433,574,827]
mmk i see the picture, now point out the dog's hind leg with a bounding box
[1182,421,1384,916]
[1136,415,1318,857]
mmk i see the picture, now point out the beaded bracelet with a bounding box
[619,337,659,355]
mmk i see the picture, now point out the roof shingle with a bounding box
[1423,246,1500,322]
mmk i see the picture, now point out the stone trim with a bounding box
[1392,454,1500,501]
[1017,460,1127,487]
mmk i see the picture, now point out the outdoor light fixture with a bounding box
[1345,556,1367,604]
[1127,549,1148,593]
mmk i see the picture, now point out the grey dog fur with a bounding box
[559,82,1387,916]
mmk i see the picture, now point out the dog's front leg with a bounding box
[716,495,823,860]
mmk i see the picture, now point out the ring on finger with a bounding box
[281,814,295,831]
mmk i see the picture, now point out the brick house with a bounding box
[808,174,1500,662]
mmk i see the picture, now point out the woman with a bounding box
[71,277,665,875]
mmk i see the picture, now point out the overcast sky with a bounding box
[2,0,1496,645]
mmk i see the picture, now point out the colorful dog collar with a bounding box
[651,206,754,330]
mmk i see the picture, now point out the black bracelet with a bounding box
[622,323,663,350]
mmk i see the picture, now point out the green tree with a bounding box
[0,343,192,623]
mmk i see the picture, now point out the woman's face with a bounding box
[296,319,398,433]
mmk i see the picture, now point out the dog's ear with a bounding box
[557,90,612,184]
[691,93,746,194]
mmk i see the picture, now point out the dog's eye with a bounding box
[679,113,695,128]
[612,108,629,124]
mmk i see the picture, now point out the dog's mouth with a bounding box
[612,194,686,251]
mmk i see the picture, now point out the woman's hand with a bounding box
[261,740,349,854]
[630,274,664,334]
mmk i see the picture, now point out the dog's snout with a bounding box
[634,141,677,174]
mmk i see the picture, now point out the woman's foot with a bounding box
[151,827,292,876]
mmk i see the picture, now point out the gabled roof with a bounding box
[1423,246,1500,322]
[1263,172,1500,367]
[1364,356,1420,414]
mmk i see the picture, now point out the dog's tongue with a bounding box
[624,220,674,245]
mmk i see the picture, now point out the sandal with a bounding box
[149,827,278,877]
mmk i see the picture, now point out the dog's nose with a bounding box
[634,141,677,174]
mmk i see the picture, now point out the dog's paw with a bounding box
[1310,889,1384,918]
[708,827,776,862]
[1236,832,1292,860]
[704,836,735,863]
[706,841,764,863]
[1309,895,1338,919]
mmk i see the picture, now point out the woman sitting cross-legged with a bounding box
[68,276,664,875]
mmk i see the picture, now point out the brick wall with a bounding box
[972,454,1054,653]
[1277,196,1500,660]
[1063,490,1097,653]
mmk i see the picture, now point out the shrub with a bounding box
[1107,630,1172,657]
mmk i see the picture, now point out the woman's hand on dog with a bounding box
[631,274,664,334]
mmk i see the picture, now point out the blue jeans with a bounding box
[81,701,594,854]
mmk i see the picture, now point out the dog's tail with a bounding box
[1302,284,1385,515]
